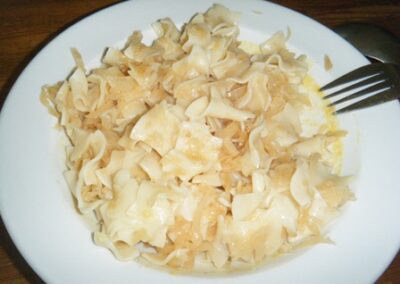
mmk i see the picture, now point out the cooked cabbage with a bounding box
[41,4,353,273]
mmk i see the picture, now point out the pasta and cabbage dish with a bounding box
[41,4,353,272]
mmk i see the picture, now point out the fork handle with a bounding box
[334,23,400,66]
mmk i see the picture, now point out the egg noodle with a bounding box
[41,4,353,272]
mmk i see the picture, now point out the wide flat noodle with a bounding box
[42,3,351,273]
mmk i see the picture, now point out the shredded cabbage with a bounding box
[41,4,353,273]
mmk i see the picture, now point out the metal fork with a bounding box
[320,63,400,114]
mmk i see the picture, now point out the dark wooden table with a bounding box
[0,0,399,283]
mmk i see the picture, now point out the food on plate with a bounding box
[324,54,333,71]
[41,4,353,272]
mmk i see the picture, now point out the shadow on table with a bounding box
[0,0,121,111]
[0,218,44,283]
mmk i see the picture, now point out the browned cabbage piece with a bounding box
[41,4,353,272]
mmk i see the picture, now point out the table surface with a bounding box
[0,0,399,283]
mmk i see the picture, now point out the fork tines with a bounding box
[320,63,400,114]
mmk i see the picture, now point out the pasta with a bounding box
[41,4,353,272]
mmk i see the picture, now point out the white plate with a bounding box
[0,0,399,283]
